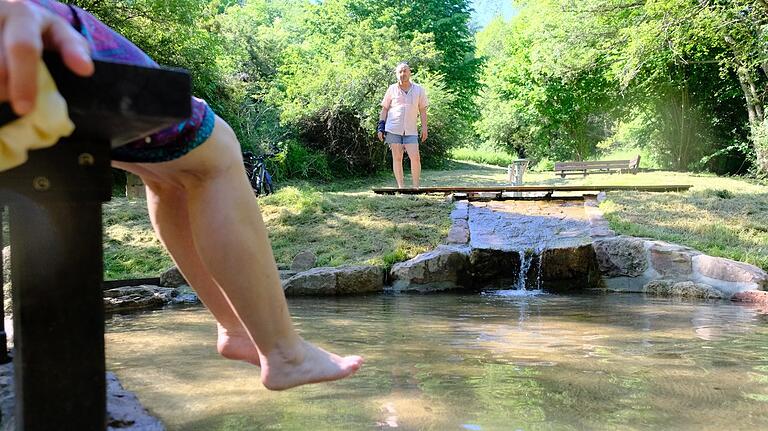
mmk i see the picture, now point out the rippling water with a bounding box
[105,293,768,430]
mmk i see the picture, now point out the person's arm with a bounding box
[377,87,391,142]
[0,0,94,115]
[419,92,428,143]
[377,105,389,142]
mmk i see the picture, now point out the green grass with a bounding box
[259,185,452,270]
[102,198,171,280]
[97,164,768,279]
[450,142,518,167]
[599,147,663,170]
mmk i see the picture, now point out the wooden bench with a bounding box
[554,155,640,178]
[0,54,189,430]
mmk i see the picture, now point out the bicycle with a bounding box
[243,148,279,196]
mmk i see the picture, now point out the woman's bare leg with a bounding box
[122,116,362,390]
[112,162,260,365]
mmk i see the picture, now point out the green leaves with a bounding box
[473,0,763,174]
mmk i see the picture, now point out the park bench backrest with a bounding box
[554,155,641,174]
[0,54,189,430]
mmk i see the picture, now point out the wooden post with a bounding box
[2,136,111,430]
[11,200,106,430]
[0,55,190,430]
[125,172,146,199]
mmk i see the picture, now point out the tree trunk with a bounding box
[734,67,768,175]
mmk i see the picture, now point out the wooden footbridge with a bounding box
[372,185,692,200]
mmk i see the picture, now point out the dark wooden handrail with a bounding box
[0,55,189,430]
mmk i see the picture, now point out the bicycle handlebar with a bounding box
[243,151,280,162]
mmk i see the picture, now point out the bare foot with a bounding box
[217,324,261,366]
[260,338,363,391]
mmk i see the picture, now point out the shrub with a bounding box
[272,140,333,181]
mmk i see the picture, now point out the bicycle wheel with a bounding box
[263,171,273,195]
[254,169,269,196]
[250,165,263,194]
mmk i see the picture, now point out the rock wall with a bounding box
[390,197,768,298]
[585,195,768,298]
[593,236,767,297]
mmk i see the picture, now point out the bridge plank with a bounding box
[372,184,692,194]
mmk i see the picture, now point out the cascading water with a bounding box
[535,251,544,290]
[494,247,544,297]
[516,250,534,290]
[516,248,543,292]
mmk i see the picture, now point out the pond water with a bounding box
[105,292,768,430]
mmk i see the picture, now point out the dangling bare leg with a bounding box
[112,162,260,365]
[120,116,362,390]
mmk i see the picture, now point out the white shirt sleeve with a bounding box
[381,86,392,108]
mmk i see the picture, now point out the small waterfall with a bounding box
[515,248,543,292]
[535,251,544,290]
[516,250,534,290]
[494,248,544,297]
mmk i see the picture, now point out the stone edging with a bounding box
[584,194,768,301]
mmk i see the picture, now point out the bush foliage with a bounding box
[71,0,768,179]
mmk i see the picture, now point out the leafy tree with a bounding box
[476,0,763,176]
[273,0,448,174]
[351,0,483,120]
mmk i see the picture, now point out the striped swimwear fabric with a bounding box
[30,0,216,163]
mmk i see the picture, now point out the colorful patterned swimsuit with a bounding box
[31,0,216,163]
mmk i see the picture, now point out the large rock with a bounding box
[446,219,470,244]
[290,251,317,272]
[159,266,187,288]
[649,243,696,277]
[390,245,471,292]
[103,285,176,313]
[596,235,768,297]
[0,363,165,430]
[732,290,768,305]
[692,255,768,293]
[467,248,520,285]
[283,266,383,296]
[592,236,648,277]
[336,266,384,294]
[643,280,723,299]
[106,372,165,430]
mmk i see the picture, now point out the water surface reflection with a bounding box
[106,293,768,430]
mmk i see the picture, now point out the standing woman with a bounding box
[377,62,429,189]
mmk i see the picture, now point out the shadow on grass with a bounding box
[603,191,768,270]
[261,189,452,268]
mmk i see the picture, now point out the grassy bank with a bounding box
[100,162,768,280]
